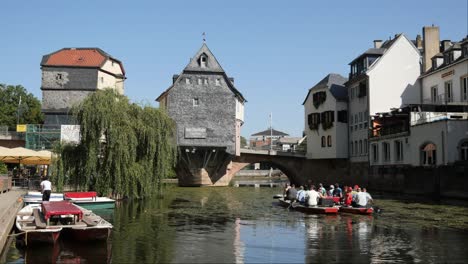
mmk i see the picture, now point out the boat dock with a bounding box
[0,190,25,255]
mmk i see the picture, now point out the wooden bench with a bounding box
[32,208,47,229]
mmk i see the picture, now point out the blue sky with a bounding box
[1,0,467,137]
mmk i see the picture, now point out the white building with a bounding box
[303,73,348,159]
[346,34,422,165]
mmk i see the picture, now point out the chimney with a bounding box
[416,34,422,49]
[422,26,440,73]
[373,40,383,49]
[172,74,179,84]
[441,40,452,51]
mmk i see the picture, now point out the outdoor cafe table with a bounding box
[41,201,83,225]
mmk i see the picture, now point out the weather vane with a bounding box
[202,32,206,43]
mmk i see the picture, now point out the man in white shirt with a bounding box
[306,186,321,207]
[356,188,369,208]
[40,176,52,201]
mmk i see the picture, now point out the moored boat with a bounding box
[15,201,113,245]
[278,198,339,214]
[339,206,374,215]
[23,191,116,209]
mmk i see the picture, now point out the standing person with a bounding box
[283,183,291,197]
[362,187,373,206]
[305,185,320,207]
[40,176,52,201]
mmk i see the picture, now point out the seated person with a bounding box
[296,186,306,204]
[305,186,321,207]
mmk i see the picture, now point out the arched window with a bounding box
[327,136,332,147]
[350,142,354,156]
[359,140,363,155]
[199,54,208,68]
[421,142,436,165]
[460,140,468,161]
[321,136,326,148]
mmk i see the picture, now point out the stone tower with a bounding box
[156,43,246,186]
[40,48,126,126]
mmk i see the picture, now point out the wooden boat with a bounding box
[339,206,374,215]
[23,191,115,209]
[16,201,113,245]
[278,198,339,214]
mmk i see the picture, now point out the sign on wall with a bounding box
[61,125,81,144]
[185,127,207,139]
[16,124,27,132]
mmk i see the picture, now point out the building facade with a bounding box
[346,34,421,172]
[249,128,289,150]
[156,43,246,186]
[303,73,348,159]
[41,48,126,126]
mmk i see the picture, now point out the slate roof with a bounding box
[41,48,125,75]
[302,73,348,104]
[251,128,289,137]
[156,43,246,102]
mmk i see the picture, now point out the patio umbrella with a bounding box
[0,147,52,165]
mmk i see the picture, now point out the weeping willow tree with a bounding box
[52,89,177,198]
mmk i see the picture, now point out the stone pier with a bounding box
[0,190,25,255]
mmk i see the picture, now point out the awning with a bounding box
[0,147,52,165]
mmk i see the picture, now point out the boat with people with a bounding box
[15,201,113,245]
[338,206,374,215]
[23,191,116,209]
[278,198,339,214]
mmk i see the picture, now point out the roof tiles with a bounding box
[43,48,106,67]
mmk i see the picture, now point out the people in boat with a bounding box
[283,183,291,197]
[286,184,298,203]
[355,188,369,208]
[362,187,373,205]
[351,185,359,207]
[40,176,52,201]
[318,183,327,197]
[328,185,335,197]
[305,185,321,207]
[296,186,306,204]
[333,183,343,200]
[344,186,353,207]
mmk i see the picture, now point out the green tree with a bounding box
[240,136,247,148]
[0,84,43,129]
[53,89,177,198]
[0,162,7,174]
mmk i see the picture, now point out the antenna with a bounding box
[202,32,206,43]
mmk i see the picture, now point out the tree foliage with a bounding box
[53,89,177,198]
[0,162,7,174]
[0,84,43,129]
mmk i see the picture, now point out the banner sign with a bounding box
[61,125,81,144]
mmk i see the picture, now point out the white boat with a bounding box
[23,191,116,209]
[16,201,113,245]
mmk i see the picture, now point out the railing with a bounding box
[371,125,409,138]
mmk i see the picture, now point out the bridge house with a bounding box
[156,44,246,186]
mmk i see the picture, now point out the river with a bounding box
[5,186,468,263]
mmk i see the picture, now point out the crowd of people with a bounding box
[283,183,373,208]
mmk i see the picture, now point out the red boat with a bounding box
[339,206,374,215]
[278,198,339,214]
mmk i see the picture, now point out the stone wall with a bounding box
[41,67,97,90]
[168,73,236,155]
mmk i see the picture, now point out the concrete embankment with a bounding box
[0,190,24,255]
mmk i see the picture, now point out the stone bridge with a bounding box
[177,148,350,187]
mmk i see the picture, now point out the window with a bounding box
[358,81,367,97]
[431,86,438,103]
[56,73,62,80]
[215,78,221,86]
[372,144,378,162]
[359,140,362,155]
[312,91,327,108]
[350,142,354,156]
[382,142,390,161]
[111,61,115,66]
[321,111,334,130]
[421,143,437,165]
[200,55,207,68]
[444,81,453,102]
[308,113,321,130]
[460,141,468,161]
[462,76,468,101]
[186,78,191,84]
[354,114,358,124]
[193,98,199,106]
[350,88,355,99]
[354,141,358,155]
[364,139,368,154]
[327,136,332,147]
[350,125,353,132]
[337,110,348,123]
[100,77,104,83]
[204,78,208,85]
[359,112,362,123]
[395,140,403,161]
[198,78,202,85]
[321,136,326,148]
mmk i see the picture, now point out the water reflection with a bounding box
[6,187,468,263]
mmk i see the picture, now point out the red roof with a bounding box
[44,48,106,67]
[42,48,126,75]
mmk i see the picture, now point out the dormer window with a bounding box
[463,44,468,57]
[200,54,208,68]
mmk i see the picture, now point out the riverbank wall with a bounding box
[0,190,24,255]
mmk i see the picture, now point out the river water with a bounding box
[5,186,468,263]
